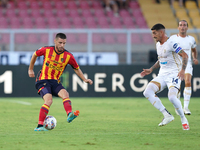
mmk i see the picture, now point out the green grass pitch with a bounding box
[0,97,200,150]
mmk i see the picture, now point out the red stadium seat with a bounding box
[72,17,84,28]
[135,17,147,27]
[60,19,72,28]
[0,22,8,29]
[0,34,10,44]
[116,34,127,44]
[34,17,46,28]
[55,1,65,10]
[43,10,54,18]
[129,1,140,9]
[81,10,93,18]
[122,16,135,27]
[66,34,77,44]
[119,10,131,17]
[56,10,67,18]
[79,1,90,9]
[97,17,109,28]
[42,1,52,9]
[15,34,27,44]
[110,17,123,28]
[132,9,143,18]
[31,10,42,18]
[68,9,80,18]
[94,9,105,17]
[18,9,29,18]
[142,33,154,44]
[0,17,8,28]
[67,1,78,9]
[5,9,17,17]
[17,1,28,9]
[21,17,34,28]
[92,34,103,44]
[27,34,39,44]
[131,34,142,44]
[78,34,87,44]
[103,34,116,44]
[39,34,49,44]
[85,17,98,28]
[46,17,59,28]
[9,17,21,29]
[92,1,102,9]
[30,1,40,9]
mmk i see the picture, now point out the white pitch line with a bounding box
[13,100,32,105]
[0,100,32,105]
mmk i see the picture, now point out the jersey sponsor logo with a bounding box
[173,43,178,49]
[175,47,182,53]
[160,61,167,64]
[46,62,62,71]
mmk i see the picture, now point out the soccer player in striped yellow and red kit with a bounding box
[28,33,93,131]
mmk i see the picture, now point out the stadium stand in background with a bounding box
[0,0,200,64]
[0,0,152,45]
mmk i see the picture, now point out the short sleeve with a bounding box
[35,47,46,56]
[191,36,197,49]
[68,54,79,69]
[170,38,182,54]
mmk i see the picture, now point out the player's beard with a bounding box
[56,46,64,53]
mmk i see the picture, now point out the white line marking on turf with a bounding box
[12,101,32,105]
[0,100,32,105]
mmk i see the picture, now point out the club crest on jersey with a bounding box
[173,43,178,49]
[61,58,64,62]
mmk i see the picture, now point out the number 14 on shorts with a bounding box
[172,78,179,84]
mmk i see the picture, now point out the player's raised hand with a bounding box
[177,70,185,81]
[28,69,35,78]
[140,68,152,77]
[84,79,93,85]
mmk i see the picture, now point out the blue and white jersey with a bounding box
[170,34,196,66]
[156,36,182,76]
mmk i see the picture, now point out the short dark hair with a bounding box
[151,23,165,30]
[55,33,67,39]
[179,20,188,27]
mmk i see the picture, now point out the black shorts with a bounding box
[35,79,65,98]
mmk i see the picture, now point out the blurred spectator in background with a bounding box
[116,0,130,9]
[0,0,8,8]
[103,0,119,17]
[155,0,161,3]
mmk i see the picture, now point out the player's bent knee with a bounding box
[143,88,153,98]
[168,88,178,103]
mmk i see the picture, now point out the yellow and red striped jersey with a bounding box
[35,46,79,81]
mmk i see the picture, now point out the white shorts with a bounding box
[151,73,181,93]
[185,63,193,75]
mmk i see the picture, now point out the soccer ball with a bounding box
[44,115,57,130]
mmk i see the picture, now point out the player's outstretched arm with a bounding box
[28,53,38,78]
[178,50,188,80]
[73,68,93,85]
[140,61,160,77]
